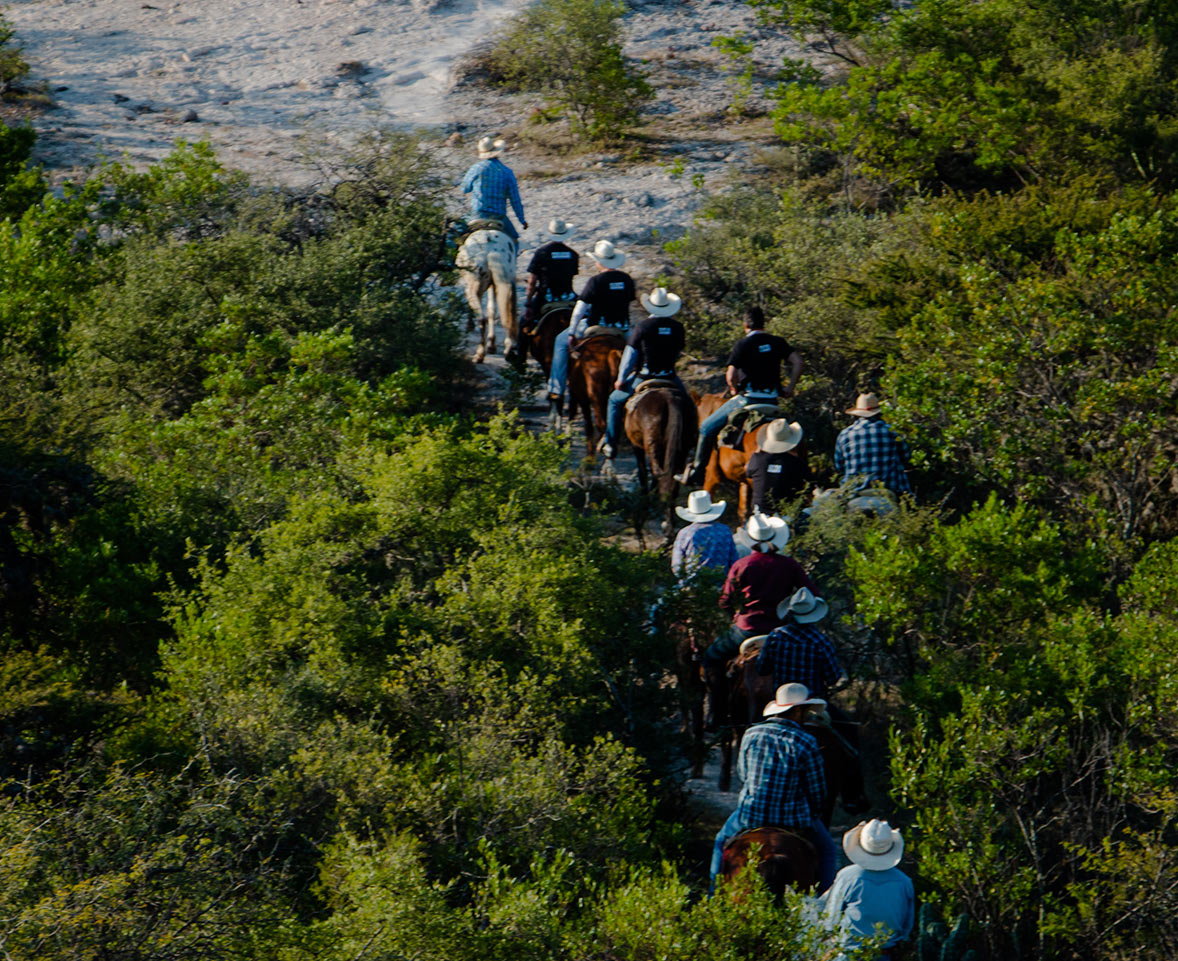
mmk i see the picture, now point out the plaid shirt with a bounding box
[834,416,911,494]
[734,717,826,830]
[672,522,738,578]
[460,158,525,223]
[756,622,843,699]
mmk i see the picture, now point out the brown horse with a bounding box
[696,393,786,521]
[623,386,698,525]
[672,621,709,780]
[565,330,624,451]
[523,305,571,378]
[720,827,819,897]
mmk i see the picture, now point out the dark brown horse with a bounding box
[720,826,819,897]
[696,393,787,521]
[524,306,571,378]
[623,385,698,505]
[564,330,624,451]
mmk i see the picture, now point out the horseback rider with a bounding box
[522,218,579,331]
[680,306,803,485]
[746,419,809,513]
[835,392,912,497]
[671,490,738,582]
[599,286,690,460]
[546,239,635,408]
[459,136,527,243]
[709,682,838,894]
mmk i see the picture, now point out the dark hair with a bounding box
[744,306,766,329]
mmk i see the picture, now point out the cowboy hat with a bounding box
[763,682,826,717]
[738,634,770,657]
[640,286,682,318]
[675,489,726,523]
[587,239,626,269]
[776,586,828,623]
[846,392,882,417]
[736,509,790,552]
[757,419,803,454]
[843,819,904,871]
[548,217,573,235]
[477,136,508,158]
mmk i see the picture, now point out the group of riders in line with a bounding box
[459,136,917,959]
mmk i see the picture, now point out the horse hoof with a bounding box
[473,349,486,364]
[602,460,617,480]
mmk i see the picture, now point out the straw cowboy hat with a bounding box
[738,634,770,657]
[477,136,508,158]
[640,286,682,318]
[734,509,790,552]
[757,419,803,454]
[548,217,573,235]
[763,682,826,717]
[843,819,905,871]
[587,239,626,269]
[846,392,882,417]
[675,489,726,523]
[776,586,828,623]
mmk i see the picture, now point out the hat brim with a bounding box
[549,222,574,235]
[763,695,826,717]
[758,422,803,453]
[738,634,769,657]
[843,823,904,871]
[641,292,682,317]
[676,502,726,522]
[588,251,626,269]
[846,407,881,417]
[791,598,828,624]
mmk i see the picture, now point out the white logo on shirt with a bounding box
[609,282,625,290]
[758,343,772,353]
[767,464,783,474]
[551,251,571,259]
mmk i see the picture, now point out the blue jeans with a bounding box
[547,328,572,396]
[693,393,779,466]
[605,374,689,452]
[709,811,837,894]
[474,208,519,241]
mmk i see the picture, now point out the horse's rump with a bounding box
[721,826,819,896]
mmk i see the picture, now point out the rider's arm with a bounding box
[525,273,539,300]
[507,171,525,225]
[725,364,741,396]
[460,163,478,193]
[616,345,639,389]
[570,299,591,339]
[782,349,803,398]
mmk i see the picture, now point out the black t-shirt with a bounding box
[726,330,793,395]
[627,316,686,374]
[746,447,808,512]
[526,242,579,300]
[579,269,635,327]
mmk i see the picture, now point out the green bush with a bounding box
[489,0,652,142]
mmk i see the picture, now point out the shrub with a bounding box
[489,0,652,142]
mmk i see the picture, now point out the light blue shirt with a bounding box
[818,864,914,954]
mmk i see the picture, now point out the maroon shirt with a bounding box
[719,551,820,631]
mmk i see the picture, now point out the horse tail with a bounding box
[657,391,685,479]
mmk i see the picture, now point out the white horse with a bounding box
[455,229,518,364]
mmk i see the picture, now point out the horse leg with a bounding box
[634,446,649,493]
[462,271,490,363]
[496,274,518,363]
[718,730,734,793]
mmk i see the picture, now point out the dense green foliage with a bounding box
[487,0,653,142]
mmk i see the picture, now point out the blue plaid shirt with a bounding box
[834,416,911,494]
[733,717,826,830]
[671,522,738,578]
[460,158,525,223]
[756,622,843,699]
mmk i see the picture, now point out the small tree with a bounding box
[490,0,652,143]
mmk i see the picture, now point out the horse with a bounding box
[455,228,519,365]
[523,304,572,378]
[718,654,865,823]
[719,826,819,897]
[695,393,785,521]
[564,329,624,450]
[623,385,698,527]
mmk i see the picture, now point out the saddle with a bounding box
[539,297,576,319]
[624,377,679,414]
[571,325,627,357]
[451,216,513,250]
[718,402,784,450]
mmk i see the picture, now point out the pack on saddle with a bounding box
[445,216,515,265]
[717,402,785,450]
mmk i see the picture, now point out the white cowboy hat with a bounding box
[675,489,726,523]
[548,218,573,235]
[737,509,790,552]
[757,419,803,454]
[738,634,770,657]
[477,136,508,158]
[763,682,826,717]
[776,586,828,623]
[843,819,904,871]
[587,239,626,269]
[847,392,882,417]
[640,286,682,318]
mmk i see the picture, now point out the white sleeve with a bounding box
[570,299,591,337]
